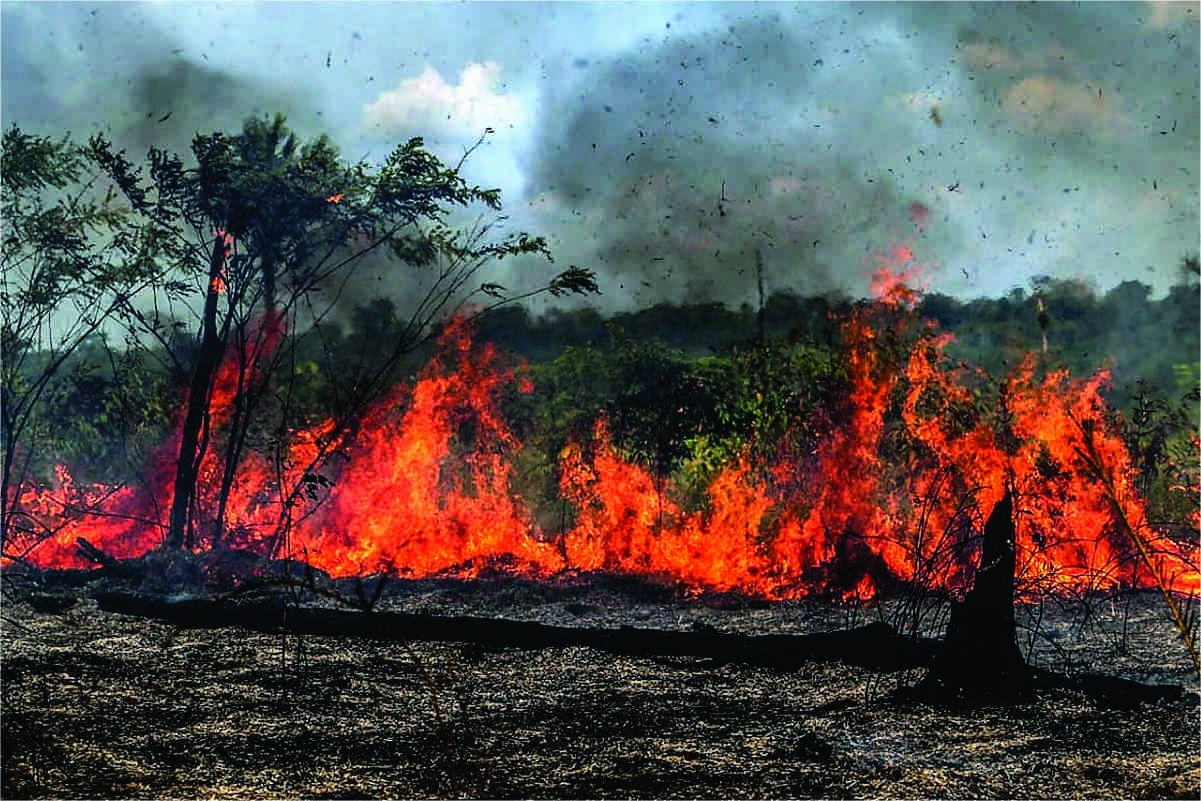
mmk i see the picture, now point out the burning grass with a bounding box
[5,249,1197,610]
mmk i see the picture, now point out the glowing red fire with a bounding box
[5,246,1198,601]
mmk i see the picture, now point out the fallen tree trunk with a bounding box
[76,584,1189,707]
[1028,665,1187,709]
[94,590,936,672]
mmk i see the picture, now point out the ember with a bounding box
[5,247,1197,602]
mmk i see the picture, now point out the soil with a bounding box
[2,573,1198,799]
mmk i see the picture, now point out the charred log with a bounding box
[74,539,278,595]
[1028,666,1186,709]
[75,537,132,574]
[47,528,1190,709]
[93,590,936,672]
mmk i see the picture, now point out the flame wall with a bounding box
[6,252,1198,601]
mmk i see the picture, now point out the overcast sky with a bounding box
[3,1,1198,311]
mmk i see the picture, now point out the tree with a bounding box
[1,126,170,558]
[86,113,597,553]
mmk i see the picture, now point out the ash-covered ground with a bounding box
[2,573,1198,799]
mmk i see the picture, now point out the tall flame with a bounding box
[6,246,1197,601]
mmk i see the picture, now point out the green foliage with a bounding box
[1,128,84,193]
[675,343,842,501]
[31,336,174,483]
[513,328,717,471]
[2,124,175,548]
[1114,380,1201,527]
[502,324,843,522]
[87,114,584,331]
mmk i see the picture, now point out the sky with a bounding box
[3,1,1198,312]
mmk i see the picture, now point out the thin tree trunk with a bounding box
[210,334,249,549]
[165,234,229,550]
[212,247,278,548]
[1,423,17,547]
[260,245,276,312]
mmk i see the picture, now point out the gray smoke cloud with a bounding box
[3,1,1197,317]
[524,11,933,307]
[521,2,1198,309]
[2,3,317,161]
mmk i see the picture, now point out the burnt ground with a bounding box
[1,573,1198,799]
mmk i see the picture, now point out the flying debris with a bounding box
[929,105,942,126]
[158,112,172,123]
[326,51,332,68]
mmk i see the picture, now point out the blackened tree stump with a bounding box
[922,489,1033,702]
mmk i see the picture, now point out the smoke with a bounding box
[3,1,1197,316]
[523,12,937,308]
[118,58,314,156]
[1,3,318,160]
[521,3,1198,309]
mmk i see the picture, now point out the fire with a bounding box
[326,193,344,204]
[296,318,561,577]
[3,311,288,568]
[5,246,1197,602]
[210,229,233,293]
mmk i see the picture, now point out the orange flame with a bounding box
[6,246,1197,601]
[209,229,233,293]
